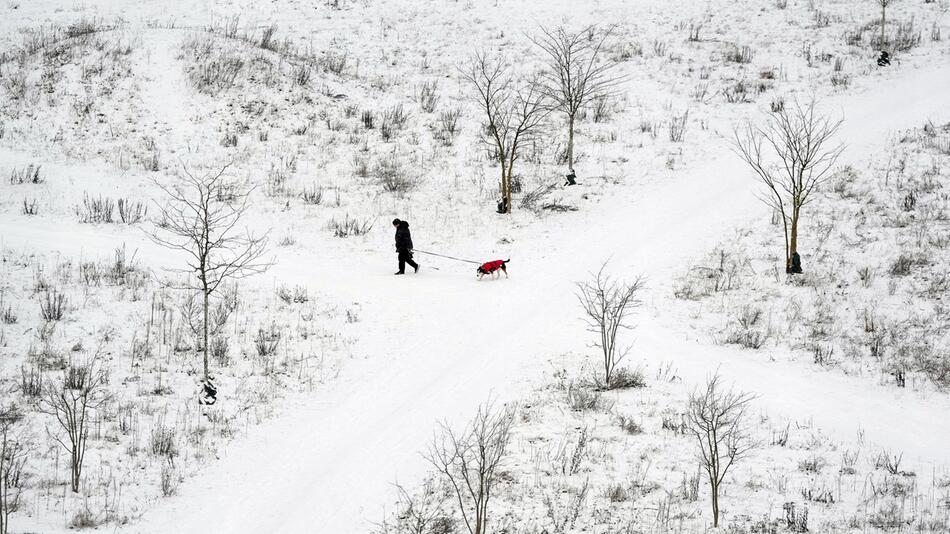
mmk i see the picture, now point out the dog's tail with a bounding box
[504,258,511,263]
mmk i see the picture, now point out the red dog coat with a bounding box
[479,260,506,273]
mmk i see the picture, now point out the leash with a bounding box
[412,249,481,265]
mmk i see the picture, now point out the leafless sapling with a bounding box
[461,52,550,214]
[685,374,758,528]
[0,405,29,534]
[876,0,898,48]
[732,98,843,274]
[148,162,272,384]
[39,359,109,493]
[425,403,515,534]
[576,265,645,389]
[531,24,623,168]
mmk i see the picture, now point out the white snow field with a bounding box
[122,64,950,533]
[2,0,950,532]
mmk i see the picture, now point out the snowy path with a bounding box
[138,30,196,152]
[103,64,950,533]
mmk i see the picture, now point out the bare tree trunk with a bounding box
[789,210,800,267]
[71,445,80,493]
[202,286,210,381]
[567,114,575,168]
[498,166,508,201]
[504,157,515,214]
[711,480,720,527]
[708,437,720,526]
[781,214,791,272]
[70,400,85,493]
[500,157,511,214]
[881,5,887,48]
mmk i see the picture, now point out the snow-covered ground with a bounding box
[2,0,949,532]
[122,63,950,534]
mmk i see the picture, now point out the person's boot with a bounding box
[413,264,420,273]
[394,271,405,275]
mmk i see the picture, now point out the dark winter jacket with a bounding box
[395,220,413,252]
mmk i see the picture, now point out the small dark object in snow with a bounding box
[199,379,217,405]
[565,168,578,186]
[510,175,523,194]
[892,368,906,388]
[877,51,890,67]
[496,197,509,214]
[542,201,578,212]
[787,251,803,274]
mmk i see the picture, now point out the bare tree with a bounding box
[732,98,843,274]
[685,374,758,528]
[425,402,516,534]
[531,24,622,168]
[876,0,898,48]
[1,405,29,534]
[461,52,550,214]
[39,359,109,493]
[149,162,272,384]
[576,264,645,389]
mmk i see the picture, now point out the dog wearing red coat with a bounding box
[477,259,510,280]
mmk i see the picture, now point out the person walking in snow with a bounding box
[392,218,419,275]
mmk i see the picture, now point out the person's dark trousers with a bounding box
[398,250,418,273]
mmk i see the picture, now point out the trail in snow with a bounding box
[89,63,950,534]
[138,29,195,151]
